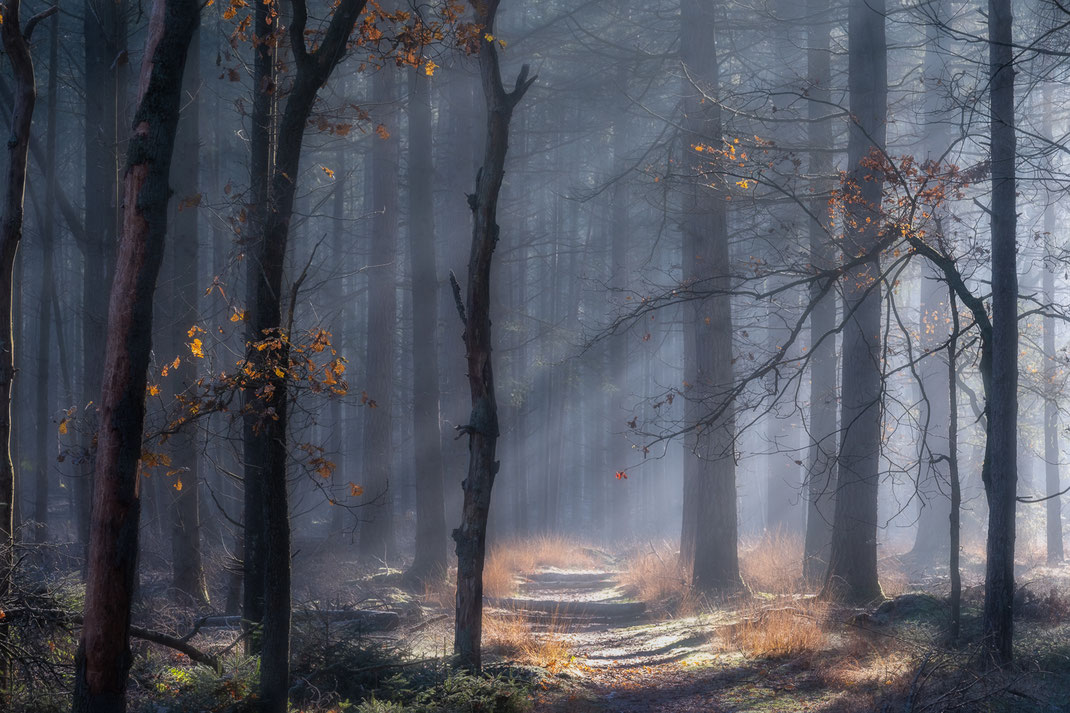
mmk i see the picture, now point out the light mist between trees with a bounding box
[2,0,1070,710]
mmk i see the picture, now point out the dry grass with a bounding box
[482,611,572,673]
[728,597,828,659]
[483,535,603,598]
[620,541,689,604]
[877,555,909,598]
[739,531,805,595]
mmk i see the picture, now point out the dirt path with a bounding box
[506,568,843,713]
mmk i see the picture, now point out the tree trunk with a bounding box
[33,7,60,545]
[78,0,127,550]
[678,0,743,594]
[949,289,961,643]
[982,0,1017,665]
[452,0,535,671]
[241,0,275,653]
[240,3,369,709]
[167,27,209,608]
[359,64,399,564]
[406,68,448,583]
[72,2,200,710]
[1042,88,1063,566]
[0,0,55,696]
[802,0,836,585]
[822,0,886,604]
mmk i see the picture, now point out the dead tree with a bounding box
[452,0,536,672]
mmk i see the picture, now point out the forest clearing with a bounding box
[3,0,1070,710]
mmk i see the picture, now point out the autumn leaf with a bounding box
[321,165,335,179]
[148,384,160,397]
[349,482,364,497]
[58,419,68,435]
[174,480,183,491]
[614,471,628,480]
[374,124,390,140]
[424,59,437,76]
[189,338,204,358]
[230,310,247,322]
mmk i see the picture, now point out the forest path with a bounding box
[512,568,836,713]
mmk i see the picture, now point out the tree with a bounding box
[360,63,399,563]
[982,0,1018,665]
[678,0,744,594]
[72,0,200,709]
[822,0,887,604]
[0,0,56,695]
[406,66,448,584]
[452,0,535,671]
[239,1,370,709]
[802,0,836,584]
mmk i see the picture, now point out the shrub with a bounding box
[728,598,828,659]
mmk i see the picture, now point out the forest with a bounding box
[1,0,1070,710]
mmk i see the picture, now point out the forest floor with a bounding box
[432,536,1070,713]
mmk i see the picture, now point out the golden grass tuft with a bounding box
[739,531,805,595]
[620,541,689,604]
[483,535,603,598]
[482,611,572,673]
[728,598,828,659]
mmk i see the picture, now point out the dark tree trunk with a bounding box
[359,64,399,564]
[983,0,1017,665]
[406,68,448,583]
[678,0,743,594]
[949,289,961,643]
[822,0,886,604]
[0,0,55,696]
[240,2,368,709]
[241,0,274,652]
[802,0,836,585]
[78,0,127,549]
[452,0,535,671]
[72,2,200,710]
[33,7,60,545]
[168,27,208,607]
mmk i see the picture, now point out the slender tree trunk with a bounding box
[406,68,447,583]
[452,0,535,670]
[802,0,836,585]
[822,0,886,604]
[359,64,399,563]
[72,3,200,710]
[678,0,743,594]
[240,3,369,709]
[983,0,1017,665]
[949,289,961,644]
[79,0,127,549]
[0,0,55,697]
[33,7,60,545]
[168,27,208,607]
[241,0,274,654]
[1042,88,1063,566]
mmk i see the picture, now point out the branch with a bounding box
[449,270,467,327]
[23,5,57,41]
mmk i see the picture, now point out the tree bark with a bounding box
[452,0,535,671]
[359,64,399,564]
[802,0,836,585]
[72,1,200,710]
[78,0,127,549]
[823,0,886,605]
[32,7,60,546]
[0,0,56,697]
[168,27,209,608]
[240,2,369,709]
[1041,87,1063,566]
[983,0,1017,665]
[678,0,743,594]
[406,68,448,583]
